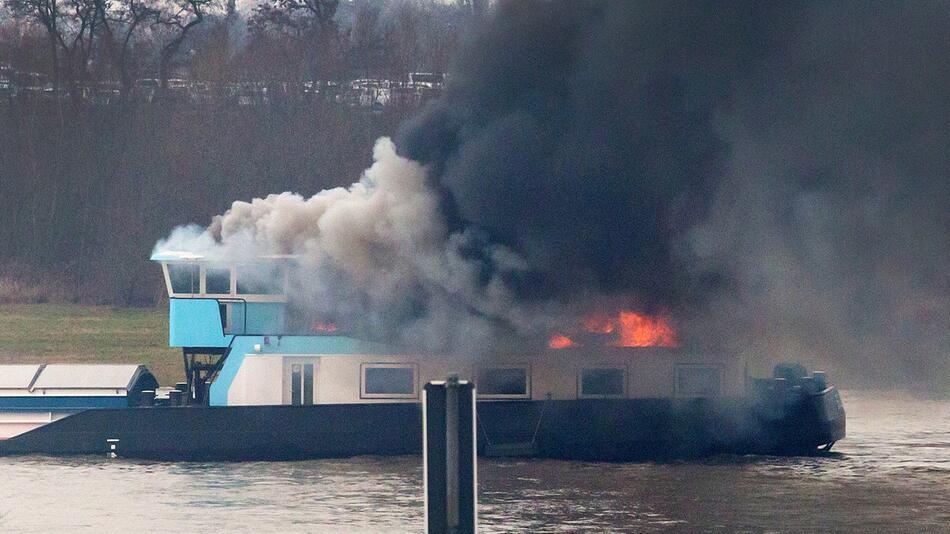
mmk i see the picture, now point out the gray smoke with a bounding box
[685,2,950,389]
[157,0,949,389]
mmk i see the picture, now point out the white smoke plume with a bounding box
[154,137,540,353]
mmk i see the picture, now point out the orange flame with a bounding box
[582,314,615,334]
[548,309,679,349]
[311,322,338,333]
[547,333,576,349]
[614,310,678,347]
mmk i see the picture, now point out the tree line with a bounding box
[0,1,478,305]
[0,0,475,102]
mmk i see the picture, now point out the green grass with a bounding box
[0,304,181,385]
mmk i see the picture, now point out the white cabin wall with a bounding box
[526,355,573,400]
[532,351,677,400]
[315,355,368,404]
[630,356,677,397]
[314,354,473,404]
[225,349,744,406]
[228,355,284,406]
[526,349,744,399]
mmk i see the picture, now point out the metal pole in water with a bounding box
[424,375,477,534]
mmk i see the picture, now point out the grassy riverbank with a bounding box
[0,304,180,385]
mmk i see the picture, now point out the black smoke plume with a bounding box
[400,1,800,310]
[397,0,949,389]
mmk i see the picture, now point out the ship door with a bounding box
[289,363,314,405]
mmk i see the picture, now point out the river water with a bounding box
[0,390,947,533]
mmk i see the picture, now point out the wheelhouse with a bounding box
[155,251,291,341]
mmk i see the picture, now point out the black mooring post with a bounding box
[424,375,477,534]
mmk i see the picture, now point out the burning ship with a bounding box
[0,253,844,461]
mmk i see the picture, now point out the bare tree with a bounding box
[248,0,340,80]
[6,0,100,99]
[98,0,159,96]
[153,0,222,94]
[251,0,338,36]
[345,1,385,78]
[188,8,236,85]
[388,1,421,76]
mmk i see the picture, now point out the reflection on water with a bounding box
[0,391,947,533]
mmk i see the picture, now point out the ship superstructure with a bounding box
[153,251,745,409]
[0,252,845,460]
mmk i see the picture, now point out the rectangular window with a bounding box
[579,368,626,398]
[218,303,230,332]
[236,264,283,295]
[168,263,199,294]
[205,267,231,294]
[361,363,417,399]
[675,365,722,398]
[477,367,529,398]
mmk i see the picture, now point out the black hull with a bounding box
[0,391,844,461]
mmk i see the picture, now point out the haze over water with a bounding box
[0,391,946,533]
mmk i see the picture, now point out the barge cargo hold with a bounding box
[0,253,845,461]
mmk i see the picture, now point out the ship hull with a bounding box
[0,390,844,461]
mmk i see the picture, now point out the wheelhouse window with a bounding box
[675,365,722,398]
[163,261,289,298]
[361,363,418,399]
[579,367,626,398]
[167,263,199,294]
[236,264,283,295]
[477,366,530,398]
[205,267,231,294]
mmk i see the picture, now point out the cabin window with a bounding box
[217,301,243,334]
[218,303,229,332]
[205,267,231,294]
[235,265,282,295]
[361,363,417,399]
[477,367,529,398]
[168,263,199,294]
[675,365,722,398]
[579,368,626,398]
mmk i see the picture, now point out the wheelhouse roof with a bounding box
[151,250,204,261]
[150,250,299,262]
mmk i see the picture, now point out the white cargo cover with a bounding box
[32,364,144,391]
[0,365,44,389]
[0,364,156,439]
[0,364,148,397]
